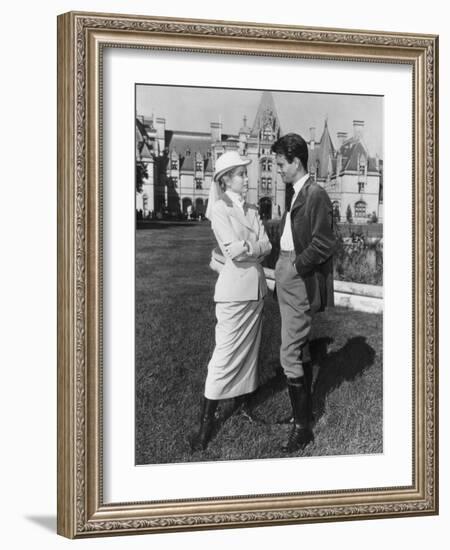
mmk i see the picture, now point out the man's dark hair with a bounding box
[271,133,308,171]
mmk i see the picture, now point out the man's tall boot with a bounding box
[302,361,315,423]
[281,376,314,453]
[189,397,218,452]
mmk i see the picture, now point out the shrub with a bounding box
[346,204,353,224]
[263,220,383,286]
[333,236,383,286]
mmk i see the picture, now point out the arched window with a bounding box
[182,197,192,213]
[259,197,272,220]
[355,200,366,218]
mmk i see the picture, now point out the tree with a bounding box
[346,204,353,224]
[136,161,148,193]
[333,204,341,224]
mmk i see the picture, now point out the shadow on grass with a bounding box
[313,335,376,420]
[250,335,375,424]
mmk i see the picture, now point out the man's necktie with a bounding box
[286,185,294,212]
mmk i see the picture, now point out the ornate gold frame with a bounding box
[57,11,439,538]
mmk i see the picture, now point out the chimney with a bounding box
[211,121,222,143]
[154,117,166,156]
[337,131,348,148]
[353,120,364,139]
[155,117,166,139]
[337,152,342,174]
[309,127,316,150]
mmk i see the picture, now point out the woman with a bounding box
[190,151,272,451]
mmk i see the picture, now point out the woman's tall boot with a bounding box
[189,397,218,452]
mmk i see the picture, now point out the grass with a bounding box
[135,221,383,465]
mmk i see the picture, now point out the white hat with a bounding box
[213,151,251,182]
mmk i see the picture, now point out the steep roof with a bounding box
[339,138,378,172]
[136,119,153,159]
[308,120,336,178]
[165,130,211,155]
[136,126,143,157]
[166,131,210,172]
[179,153,214,173]
[136,117,147,138]
[251,91,281,138]
[140,143,153,159]
[307,121,381,178]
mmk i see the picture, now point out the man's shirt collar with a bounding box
[292,173,309,198]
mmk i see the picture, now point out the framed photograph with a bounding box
[57,11,438,538]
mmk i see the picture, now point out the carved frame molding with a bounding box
[57,11,438,538]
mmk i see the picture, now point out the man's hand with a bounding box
[223,240,248,259]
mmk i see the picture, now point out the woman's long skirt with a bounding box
[204,298,264,400]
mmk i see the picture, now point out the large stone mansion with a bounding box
[136,91,383,223]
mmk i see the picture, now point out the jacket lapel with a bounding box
[290,176,313,215]
[280,211,287,236]
[222,193,254,231]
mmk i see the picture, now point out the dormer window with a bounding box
[359,156,366,176]
[195,161,203,171]
[171,160,178,170]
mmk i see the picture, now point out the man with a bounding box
[272,133,336,453]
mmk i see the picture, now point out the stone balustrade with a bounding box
[210,248,382,314]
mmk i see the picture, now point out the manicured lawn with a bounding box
[135,222,383,464]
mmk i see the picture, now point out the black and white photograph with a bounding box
[135,84,384,465]
[53,6,438,541]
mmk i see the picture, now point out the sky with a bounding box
[136,84,383,157]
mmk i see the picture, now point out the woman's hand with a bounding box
[223,240,248,259]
